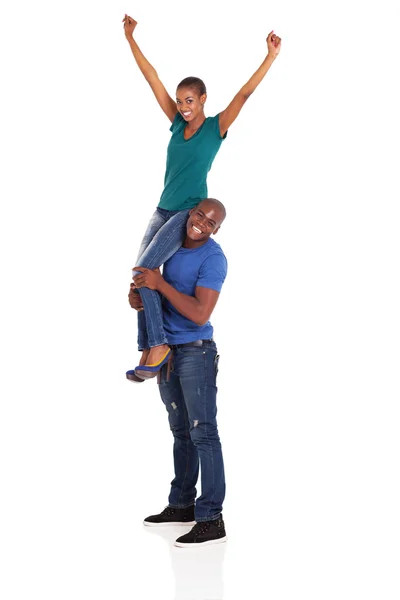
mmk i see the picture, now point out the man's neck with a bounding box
[182,237,210,250]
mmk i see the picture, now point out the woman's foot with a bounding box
[134,344,172,381]
[139,349,150,366]
[146,344,170,366]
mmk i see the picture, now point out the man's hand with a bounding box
[128,283,144,311]
[267,31,281,58]
[123,14,137,38]
[132,267,163,290]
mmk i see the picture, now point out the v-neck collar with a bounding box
[183,117,207,142]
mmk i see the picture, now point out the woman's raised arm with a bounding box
[123,15,177,122]
[218,31,281,137]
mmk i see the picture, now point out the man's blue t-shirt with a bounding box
[162,238,227,344]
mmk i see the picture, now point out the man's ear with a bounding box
[189,208,194,216]
[212,226,220,236]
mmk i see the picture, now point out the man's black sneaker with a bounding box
[143,505,196,527]
[174,516,227,547]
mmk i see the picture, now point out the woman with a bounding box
[123,15,281,380]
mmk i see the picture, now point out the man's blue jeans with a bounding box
[158,341,226,522]
[134,208,190,350]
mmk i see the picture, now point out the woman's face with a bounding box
[176,86,206,122]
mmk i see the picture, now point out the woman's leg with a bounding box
[134,209,169,351]
[135,209,190,271]
[135,209,167,265]
[135,209,190,352]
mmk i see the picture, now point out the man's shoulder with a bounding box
[202,239,227,262]
[199,240,228,279]
[167,239,227,268]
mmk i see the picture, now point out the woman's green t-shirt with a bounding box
[158,112,227,211]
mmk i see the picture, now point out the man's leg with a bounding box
[176,344,226,522]
[158,365,199,509]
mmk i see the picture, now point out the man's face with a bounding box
[186,201,224,244]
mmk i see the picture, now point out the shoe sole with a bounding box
[126,374,144,383]
[143,520,196,527]
[174,535,227,548]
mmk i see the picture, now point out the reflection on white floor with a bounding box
[144,525,226,600]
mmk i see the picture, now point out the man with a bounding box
[128,198,227,548]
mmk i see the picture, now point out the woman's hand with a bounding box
[267,31,281,58]
[123,14,137,38]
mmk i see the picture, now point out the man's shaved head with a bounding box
[197,198,226,223]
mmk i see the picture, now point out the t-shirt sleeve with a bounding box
[169,112,185,133]
[196,252,228,293]
[213,114,228,140]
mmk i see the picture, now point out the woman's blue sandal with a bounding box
[134,348,172,381]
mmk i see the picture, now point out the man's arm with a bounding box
[132,268,220,326]
[128,283,144,311]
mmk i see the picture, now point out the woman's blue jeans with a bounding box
[158,341,225,522]
[134,208,190,350]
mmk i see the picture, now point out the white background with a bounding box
[1,0,399,598]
